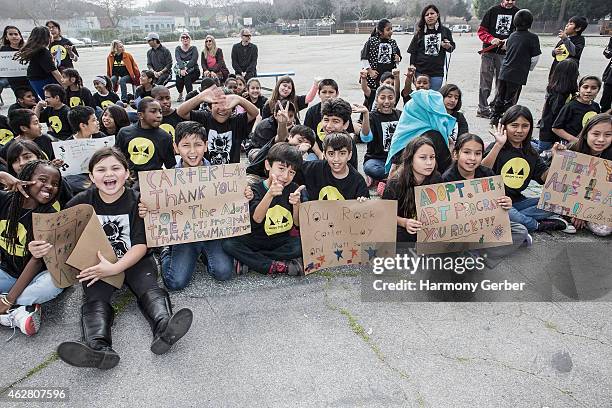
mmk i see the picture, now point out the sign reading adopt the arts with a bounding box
[415,175,513,253]
[538,150,612,227]
[139,164,251,247]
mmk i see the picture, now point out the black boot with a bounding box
[57,301,120,369]
[138,288,193,355]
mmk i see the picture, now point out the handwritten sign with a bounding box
[0,51,27,77]
[52,136,115,176]
[299,200,397,274]
[538,150,612,227]
[415,175,513,253]
[139,164,251,247]
[33,204,123,289]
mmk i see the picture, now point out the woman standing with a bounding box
[1,26,31,100]
[45,20,78,70]
[106,40,140,102]
[360,19,401,93]
[407,4,455,91]
[201,35,229,83]
[601,37,612,112]
[174,32,200,102]
[15,26,63,99]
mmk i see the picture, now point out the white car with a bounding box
[452,25,471,33]
[79,37,99,44]
[66,37,85,45]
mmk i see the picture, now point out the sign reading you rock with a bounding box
[139,164,251,247]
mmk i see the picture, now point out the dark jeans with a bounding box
[492,79,522,118]
[176,69,200,94]
[222,234,302,274]
[82,253,159,303]
[478,53,504,111]
[601,83,612,112]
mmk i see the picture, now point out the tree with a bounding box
[100,0,133,28]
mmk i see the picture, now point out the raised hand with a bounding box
[289,185,305,205]
[0,173,35,198]
[199,85,226,105]
[351,103,368,114]
[267,174,284,197]
[493,123,507,147]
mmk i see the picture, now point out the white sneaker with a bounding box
[548,215,577,234]
[0,305,41,336]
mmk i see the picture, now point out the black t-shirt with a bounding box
[67,187,146,259]
[0,135,55,162]
[250,95,268,112]
[0,115,14,147]
[40,105,72,140]
[499,30,541,85]
[112,53,130,77]
[249,180,297,241]
[189,110,248,165]
[364,110,401,162]
[485,142,548,201]
[552,99,601,139]
[539,91,571,142]
[160,110,184,143]
[550,35,585,74]
[248,117,278,151]
[115,123,176,175]
[27,48,57,80]
[304,102,356,150]
[449,111,469,142]
[479,5,519,53]
[0,191,56,278]
[261,95,308,120]
[49,37,78,70]
[134,86,152,100]
[66,87,95,109]
[245,138,306,186]
[92,92,120,110]
[382,173,442,242]
[302,160,369,201]
[441,162,495,182]
[407,26,455,77]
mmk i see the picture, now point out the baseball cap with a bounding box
[146,32,160,41]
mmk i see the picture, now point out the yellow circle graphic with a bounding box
[555,44,570,62]
[264,205,293,236]
[0,128,14,145]
[50,44,67,61]
[501,157,530,189]
[101,100,114,109]
[160,123,176,142]
[316,121,326,141]
[319,185,345,201]
[69,96,82,107]
[0,220,27,257]
[48,116,63,133]
[582,111,597,128]
[128,137,155,165]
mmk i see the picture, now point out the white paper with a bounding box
[52,136,115,176]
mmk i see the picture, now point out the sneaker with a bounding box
[268,260,288,275]
[490,115,501,127]
[1,305,41,336]
[523,233,533,247]
[177,94,184,102]
[287,258,304,276]
[235,259,248,275]
[476,109,491,118]
[537,218,568,232]
[548,215,576,234]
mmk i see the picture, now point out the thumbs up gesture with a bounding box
[289,185,305,205]
[268,174,284,197]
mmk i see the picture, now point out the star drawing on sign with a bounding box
[334,249,343,260]
[365,247,377,260]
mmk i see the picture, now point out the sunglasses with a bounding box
[242,34,251,38]
[181,36,189,39]
[205,40,212,43]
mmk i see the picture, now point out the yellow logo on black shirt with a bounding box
[69,96,82,108]
[319,186,345,201]
[48,116,62,133]
[128,137,155,165]
[316,121,325,141]
[582,111,597,127]
[101,100,114,109]
[50,44,67,61]
[0,220,27,257]
[160,123,175,142]
[555,44,570,62]
[264,205,293,236]
[501,157,530,189]
[0,128,14,146]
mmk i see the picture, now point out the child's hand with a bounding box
[200,85,226,104]
[406,65,416,77]
[496,196,512,210]
[493,123,507,147]
[441,39,452,50]
[404,219,422,234]
[28,240,53,259]
[571,217,586,230]
[394,54,401,63]
[137,201,149,219]
[367,68,379,79]
[0,173,34,198]
[76,251,119,287]
[351,103,368,114]
[297,142,311,153]
[36,100,47,109]
[314,76,323,83]
[51,158,64,169]
[392,68,400,77]
[357,196,368,203]
[553,47,564,55]
[558,30,567,40]
[359,69,368,79]
[244,185,254,200]
[289,185,305,205]
[267,175,284,197]
[275,101,291,125]
[551,142,567,157]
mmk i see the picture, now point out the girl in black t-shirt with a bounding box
[61,68,95,109]
[382,136,441,242]
[245,78,268,112]
[100,105,130,136]
[92,76,119,111]
[132,70,155,106]
[440,84,468,148]
[56,147,192,370]
[0,161,64,336]
[552,76,602,145]
[360,19,402,93]
[261,76,318,121]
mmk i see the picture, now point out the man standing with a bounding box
[146,32,173,85]
[476,0,519,118]
[231,29,258,80]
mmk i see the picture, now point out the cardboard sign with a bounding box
[538,150,612,227]
[33,204,124,289]
[299,200,397,274]
[52,136,115,176]
[0,51,27,77]
[139,164,251,247]
[415,175,513,253]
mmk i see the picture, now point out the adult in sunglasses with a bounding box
[201,35,229,83]
[174,32,200,102]
[231,28,258,80]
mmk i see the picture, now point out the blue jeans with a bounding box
[534,140,554,153]
[0,269,63,306]
[29,78,57,100]
[363,158,388,180]
[111,75,131,100]
[425,75,444,91]
[508,197,555,232]
[160,239,234,290]
[0,78,9,91]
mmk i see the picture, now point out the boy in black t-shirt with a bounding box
[46,20,78,70]
[115,99,176,179]
[247,100,296,161]
[552,76,601,144]
[177,85,258,164]
[302,132,369,201]
[490,9,541,125]
[222,143,305,276]
[7,88,37,115]
[35,84,72,141]
[316,98,359,169]
[549,16,588,77]
[2,109,55,161]
[151,85,183,143]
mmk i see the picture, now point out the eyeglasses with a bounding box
[205,40,212,43]
[181,36,189,39]
[242,34,251,38]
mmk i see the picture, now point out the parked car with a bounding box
[78,37,99,44]
[392,25,403,33]
[452,24,471,33]
[66,37,85,45]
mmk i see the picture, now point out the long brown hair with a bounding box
[2,25,24,48]
[15,26,50,64]
[267,76,299,118]
[568,113,612,157]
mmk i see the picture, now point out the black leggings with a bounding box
[83,254,159,303]
[176,69,200,94]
